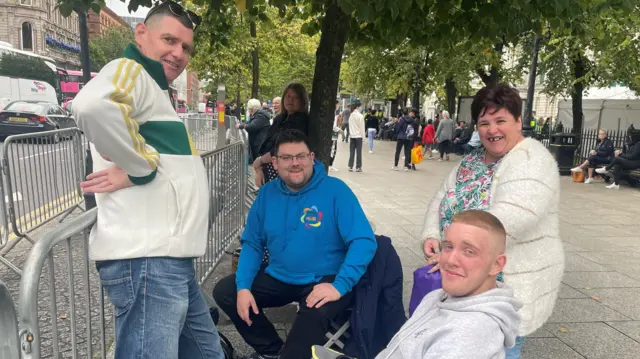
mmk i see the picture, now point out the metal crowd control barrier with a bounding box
[182,114,241,152]
[197,140,246,285]
[0,279,20,359]
[183,115,218,152]
[0,128,85,276]
[14,139,247,357]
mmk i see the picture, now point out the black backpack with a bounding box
[210,307,235,359]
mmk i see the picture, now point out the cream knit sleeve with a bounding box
[488,141,559,241]
[422,165,459,241]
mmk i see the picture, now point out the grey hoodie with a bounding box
[376,283,522,359]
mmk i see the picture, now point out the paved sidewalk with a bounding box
[206,138,640,358]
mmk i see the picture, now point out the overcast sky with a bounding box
[107,0,150,17]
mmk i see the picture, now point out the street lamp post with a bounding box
[523,31,541,138]
[77,8,96,209]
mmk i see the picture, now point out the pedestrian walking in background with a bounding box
[435,110,455,161]
[73,3,225,357]
[422,119,436,159]
[347,100,365,172]
[341,105,351,142]
[329,113,343,171]
[237,99,271,163]
[392,108,416,171]
[365,108,380,153]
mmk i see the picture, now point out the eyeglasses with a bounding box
[146,0,201,30]
[276,153,311,164]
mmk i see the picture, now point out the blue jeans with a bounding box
[505,336,525,359]
[367,129,376,151]
[97,257,225,359]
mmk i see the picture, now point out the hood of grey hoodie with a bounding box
[437,283,522,348]
[377,282,522,359]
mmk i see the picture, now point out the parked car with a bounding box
[0,100,77,141]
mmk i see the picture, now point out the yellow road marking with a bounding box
[0,191,83,243]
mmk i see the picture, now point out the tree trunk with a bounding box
[308,0,350,169]
[250,20,259,99]
[571,52,585,133]
[445,77,457,116]
[475,66,500,86]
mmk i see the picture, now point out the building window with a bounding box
[21,22,34,51]
[20,0,32,5]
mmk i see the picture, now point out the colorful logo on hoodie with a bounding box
[300,206,323,228]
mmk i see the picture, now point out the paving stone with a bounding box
[563,253,612,272]
[558,284,589,299]
[581,288,640,320]
[606,321,640,343]
[548,299,629,323]
[562,271,640,289]
[545,322,640,359]
[521,338,585,359]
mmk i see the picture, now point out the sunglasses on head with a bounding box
[146,0,201,30]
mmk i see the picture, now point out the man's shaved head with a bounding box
[145,8,195,31]
[451,210,506,254]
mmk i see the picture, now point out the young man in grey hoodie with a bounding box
[378,210,522,359]
[312,210,521,359]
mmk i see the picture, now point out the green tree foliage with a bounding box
[89,26,135,71]
[539,4,640,130]
[190,5,317,104]
[0,53,58,87]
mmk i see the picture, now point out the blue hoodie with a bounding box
[236,160,377,296]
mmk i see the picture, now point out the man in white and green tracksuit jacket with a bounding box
[72,4,224,359]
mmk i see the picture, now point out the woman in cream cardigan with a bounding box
[422,84,564,359]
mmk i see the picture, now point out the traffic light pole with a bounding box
[77,9,96,209]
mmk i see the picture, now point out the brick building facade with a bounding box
[87,6,129,39]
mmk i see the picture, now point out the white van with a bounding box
[0,76,58,105]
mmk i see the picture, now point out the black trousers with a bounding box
[348,138,363,169]
[212,271,354,359]
[438,140,452,158]
[394,139,412,168]
[607,157,640,184]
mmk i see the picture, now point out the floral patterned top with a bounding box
[439,148,505,280]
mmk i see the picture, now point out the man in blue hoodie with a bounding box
[213,129,377,359]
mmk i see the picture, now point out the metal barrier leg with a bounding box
[0,279,20,359]
[0,256,21,276]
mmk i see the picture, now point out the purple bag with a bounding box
[408,265,442,317]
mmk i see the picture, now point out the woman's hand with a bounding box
[423,238,441,272]
[253,157,262,170]
[589,150,596,156]
[255,169,265,187]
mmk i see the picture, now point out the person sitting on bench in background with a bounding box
[213,129,377,359]
[596,130,640,189]
[571,129,614,184]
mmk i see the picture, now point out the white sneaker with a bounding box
[404,167,409,171]
[570,167,583,173]
[391,166,399,171]
[595,167,609,175]
[584,177,593,184]
[329,166,339,172]
[606,183,620,189]
[437,158,443,162]
[369,150,373,154]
